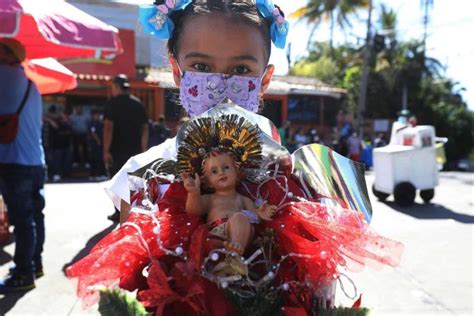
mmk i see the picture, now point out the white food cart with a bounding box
[372,122,446,206]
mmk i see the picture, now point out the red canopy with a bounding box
[23,58,77,95]
[0,0,122,59]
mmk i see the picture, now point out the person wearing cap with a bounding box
[0,38,46,292]
[103,74,148,221]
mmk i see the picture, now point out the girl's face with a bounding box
[170,13,274,95]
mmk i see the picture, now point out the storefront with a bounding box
[145,70,346,133]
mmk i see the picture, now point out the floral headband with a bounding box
[138,0,289,49]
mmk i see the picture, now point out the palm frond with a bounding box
[289,6,310,19]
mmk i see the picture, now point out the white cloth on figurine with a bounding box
[103,137,177,210]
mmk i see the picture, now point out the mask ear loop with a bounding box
[257,65,271,112]
[169,55,185,78]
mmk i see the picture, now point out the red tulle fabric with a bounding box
[66,176,403,314]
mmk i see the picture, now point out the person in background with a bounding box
[347,132,363,162]
[147,119,159,148]
[307,127,319,144]
[397,109,411,124]
[408,115,417,127]
[278,120,291,148]
[361,136,373,170]
[148,115,171,148]
[293,127,308,150]
[0,38,46,292]
[373,133,387,148]
[47,106,73,182]
[156,115,171,145]
[42,105,55,180]
[69,105,90,168]
[103,74,148,221]
[88,110,105,181]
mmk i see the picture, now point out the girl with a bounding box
[104,0,288,223]
[67,1,402,314]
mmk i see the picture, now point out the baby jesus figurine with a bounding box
[182,150,277,255]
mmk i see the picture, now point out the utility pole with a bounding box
[286,42,292,71]
[357,0,373,139]
[402,84,408,110]
[422,0,433,51]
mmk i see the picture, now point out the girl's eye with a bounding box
[224,165,230,170]
[192,63,210,72]
[233,65,250,75]
[211,169,218,174]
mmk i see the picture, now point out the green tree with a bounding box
[377,4,397,64]
[290,3,472,162]
[290,55,340,84]
[290,0,368,53]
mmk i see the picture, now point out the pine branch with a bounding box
[225,286,285,316]
[319,306,370,316]
[98,288,149,316]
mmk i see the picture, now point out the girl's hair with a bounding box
[154,0,273,63]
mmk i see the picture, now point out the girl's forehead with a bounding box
[177,14,268,66]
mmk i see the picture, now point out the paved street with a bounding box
[0,171,473,315]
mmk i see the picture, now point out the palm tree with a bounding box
[379,4,397,32]
[290,0,369,53]
[377,4,397,65]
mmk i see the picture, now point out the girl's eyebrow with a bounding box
[232,54,258,63]
[184,52,212,59]
[184,52,258,63]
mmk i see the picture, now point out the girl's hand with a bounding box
[257,201,277,221]
[182,172,201,193]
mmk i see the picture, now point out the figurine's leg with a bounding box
[224,213,252,255]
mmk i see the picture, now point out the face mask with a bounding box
[179,71,261,117]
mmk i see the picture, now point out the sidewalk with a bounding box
[0,182,117,316]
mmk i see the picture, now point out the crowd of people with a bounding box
[278,120,389,168]
[41,104,389,183]
[41,105,172,183]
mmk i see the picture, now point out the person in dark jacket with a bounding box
[103,74,148,221]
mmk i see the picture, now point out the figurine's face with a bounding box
[203,152,239,191]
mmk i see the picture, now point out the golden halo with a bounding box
[177,114,262,177]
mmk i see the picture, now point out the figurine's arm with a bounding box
[182,173,208,216]
[243,196,277,221]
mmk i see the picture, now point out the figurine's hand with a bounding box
[257,201,277,221]
[182,172,201,193]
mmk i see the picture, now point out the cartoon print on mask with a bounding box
[206,74,227,97]
[179,71,261,117]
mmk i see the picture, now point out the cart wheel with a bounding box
[372,185,389,201]
[420,189,435,203]
[394,182,416,206]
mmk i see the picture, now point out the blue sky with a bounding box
[271,0,473,110]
